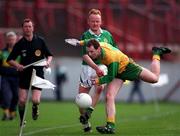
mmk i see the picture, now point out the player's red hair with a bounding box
[88,9,101,16]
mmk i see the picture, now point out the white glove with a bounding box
[65,38,80,46]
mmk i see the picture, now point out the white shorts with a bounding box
[80,64,108,88]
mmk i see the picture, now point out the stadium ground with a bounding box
[0,101,180,136]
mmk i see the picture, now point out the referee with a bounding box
[7,18,53,126]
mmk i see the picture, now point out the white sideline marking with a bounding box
[23,124,80,135]
[23,110,178,136]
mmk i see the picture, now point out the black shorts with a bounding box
[19,66,44,90]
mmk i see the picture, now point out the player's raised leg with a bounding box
[140,47,171,83]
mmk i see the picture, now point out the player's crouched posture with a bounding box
[66,39,171,134]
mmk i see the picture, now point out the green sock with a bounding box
[84,107,94,119]
[86,107,94,114]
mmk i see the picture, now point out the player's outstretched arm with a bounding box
[65,38,80,46]
[65,38,87,46]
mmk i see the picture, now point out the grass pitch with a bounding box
[0,101,180,136]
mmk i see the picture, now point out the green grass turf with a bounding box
[0,101,180,136]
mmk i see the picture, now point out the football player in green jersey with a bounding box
[78,9,124,132]
[85,39,171,134]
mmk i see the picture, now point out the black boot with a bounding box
[152,47,171,56]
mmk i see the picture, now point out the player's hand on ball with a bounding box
[94,64,108,77]
[96,67,104,77]
[65,38,80,46]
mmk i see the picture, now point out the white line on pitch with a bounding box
[23,110,178,136]
[23,124,80,136]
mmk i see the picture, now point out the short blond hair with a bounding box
[88,9,101,16]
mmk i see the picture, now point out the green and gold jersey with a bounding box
[97,42,129,84]
[0,48,21,67]
[81,29,117,65]
[0,49,10,67]
[0,47,20,76]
